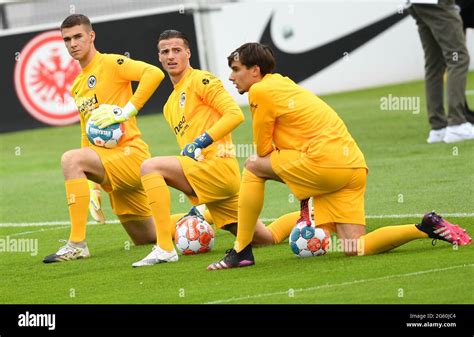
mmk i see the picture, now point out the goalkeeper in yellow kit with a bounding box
[43,14,167,263]
[132,30,298,267]
[207,42,472,270]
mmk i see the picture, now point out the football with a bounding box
[86,118,124,148]
[289,221,330,257]
[174,216,215,255]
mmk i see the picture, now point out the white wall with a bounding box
[203,1,474,104]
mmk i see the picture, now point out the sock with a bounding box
[203,210,213,224]
[169,213,184,239]
[234,169,265,252]
[267,211,300,243]
[66,178,90,242]
[359,224,428,256]
[141,173,174,251]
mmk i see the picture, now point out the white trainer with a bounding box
[426,128,446,144]
[132,245,178,267]
[43,240,90,263]
[443,122,474,143]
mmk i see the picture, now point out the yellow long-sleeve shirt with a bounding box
[71,52,164,149]
[248,73,367,169]
[163,67,244,158]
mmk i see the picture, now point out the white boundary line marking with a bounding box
[364,213,474,219]
[0,222,112,238]
[204,264,474,304]
[263,212,474,222]
[0,220,120,227]
[5,226,69,237]
[0,213,473,228]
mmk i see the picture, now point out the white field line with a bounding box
[263,212,474,222]
[0,213,473,228]
[204,263,474,304]
[466,90,474,95]
[0,222,111,238]
[0,220,120,227]
[5,226,69,237]
[364,212,474,219]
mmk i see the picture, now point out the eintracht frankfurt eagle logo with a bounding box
[14,30,81,125]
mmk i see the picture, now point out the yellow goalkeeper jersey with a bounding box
[71,52,165,149]
[163,67,244,158]
[248,73,367,169]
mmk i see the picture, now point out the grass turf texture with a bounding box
[0,75,473,304]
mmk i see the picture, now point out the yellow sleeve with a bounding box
[197,73,244,141]
[114,56,165,110]
[249,84,275,157]
[72,81,89,148]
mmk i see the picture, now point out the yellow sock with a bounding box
[66,178,90,242]
[203,210,213,224]
[234,169,265,252]
[141,173,174,251]
[169,213,184,239]
[359,224,428,256]
[267,211,300,243]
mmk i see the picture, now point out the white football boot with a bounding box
[132,244,178,268]
[43,240,90,263]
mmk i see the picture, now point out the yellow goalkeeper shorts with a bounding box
[271,149,367,226]
[176,156,241,229]
[91,139,152,219]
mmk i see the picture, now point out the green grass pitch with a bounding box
[0,74,473,304]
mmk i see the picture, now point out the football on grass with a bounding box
[175,216,215,255]
[290,221,330,257]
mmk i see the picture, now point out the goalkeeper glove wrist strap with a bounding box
[195,132,213,148]
[122,102,138,120]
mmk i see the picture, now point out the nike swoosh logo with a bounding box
[259,11,408,83]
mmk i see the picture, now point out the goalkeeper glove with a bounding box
[88,181,105,224]
[177,205,205,223]
[181,132,213,161]
[90,102,138,129]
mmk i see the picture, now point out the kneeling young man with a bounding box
[207,42,472,270]
[44,14,166,263]
[132,31,292,267]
